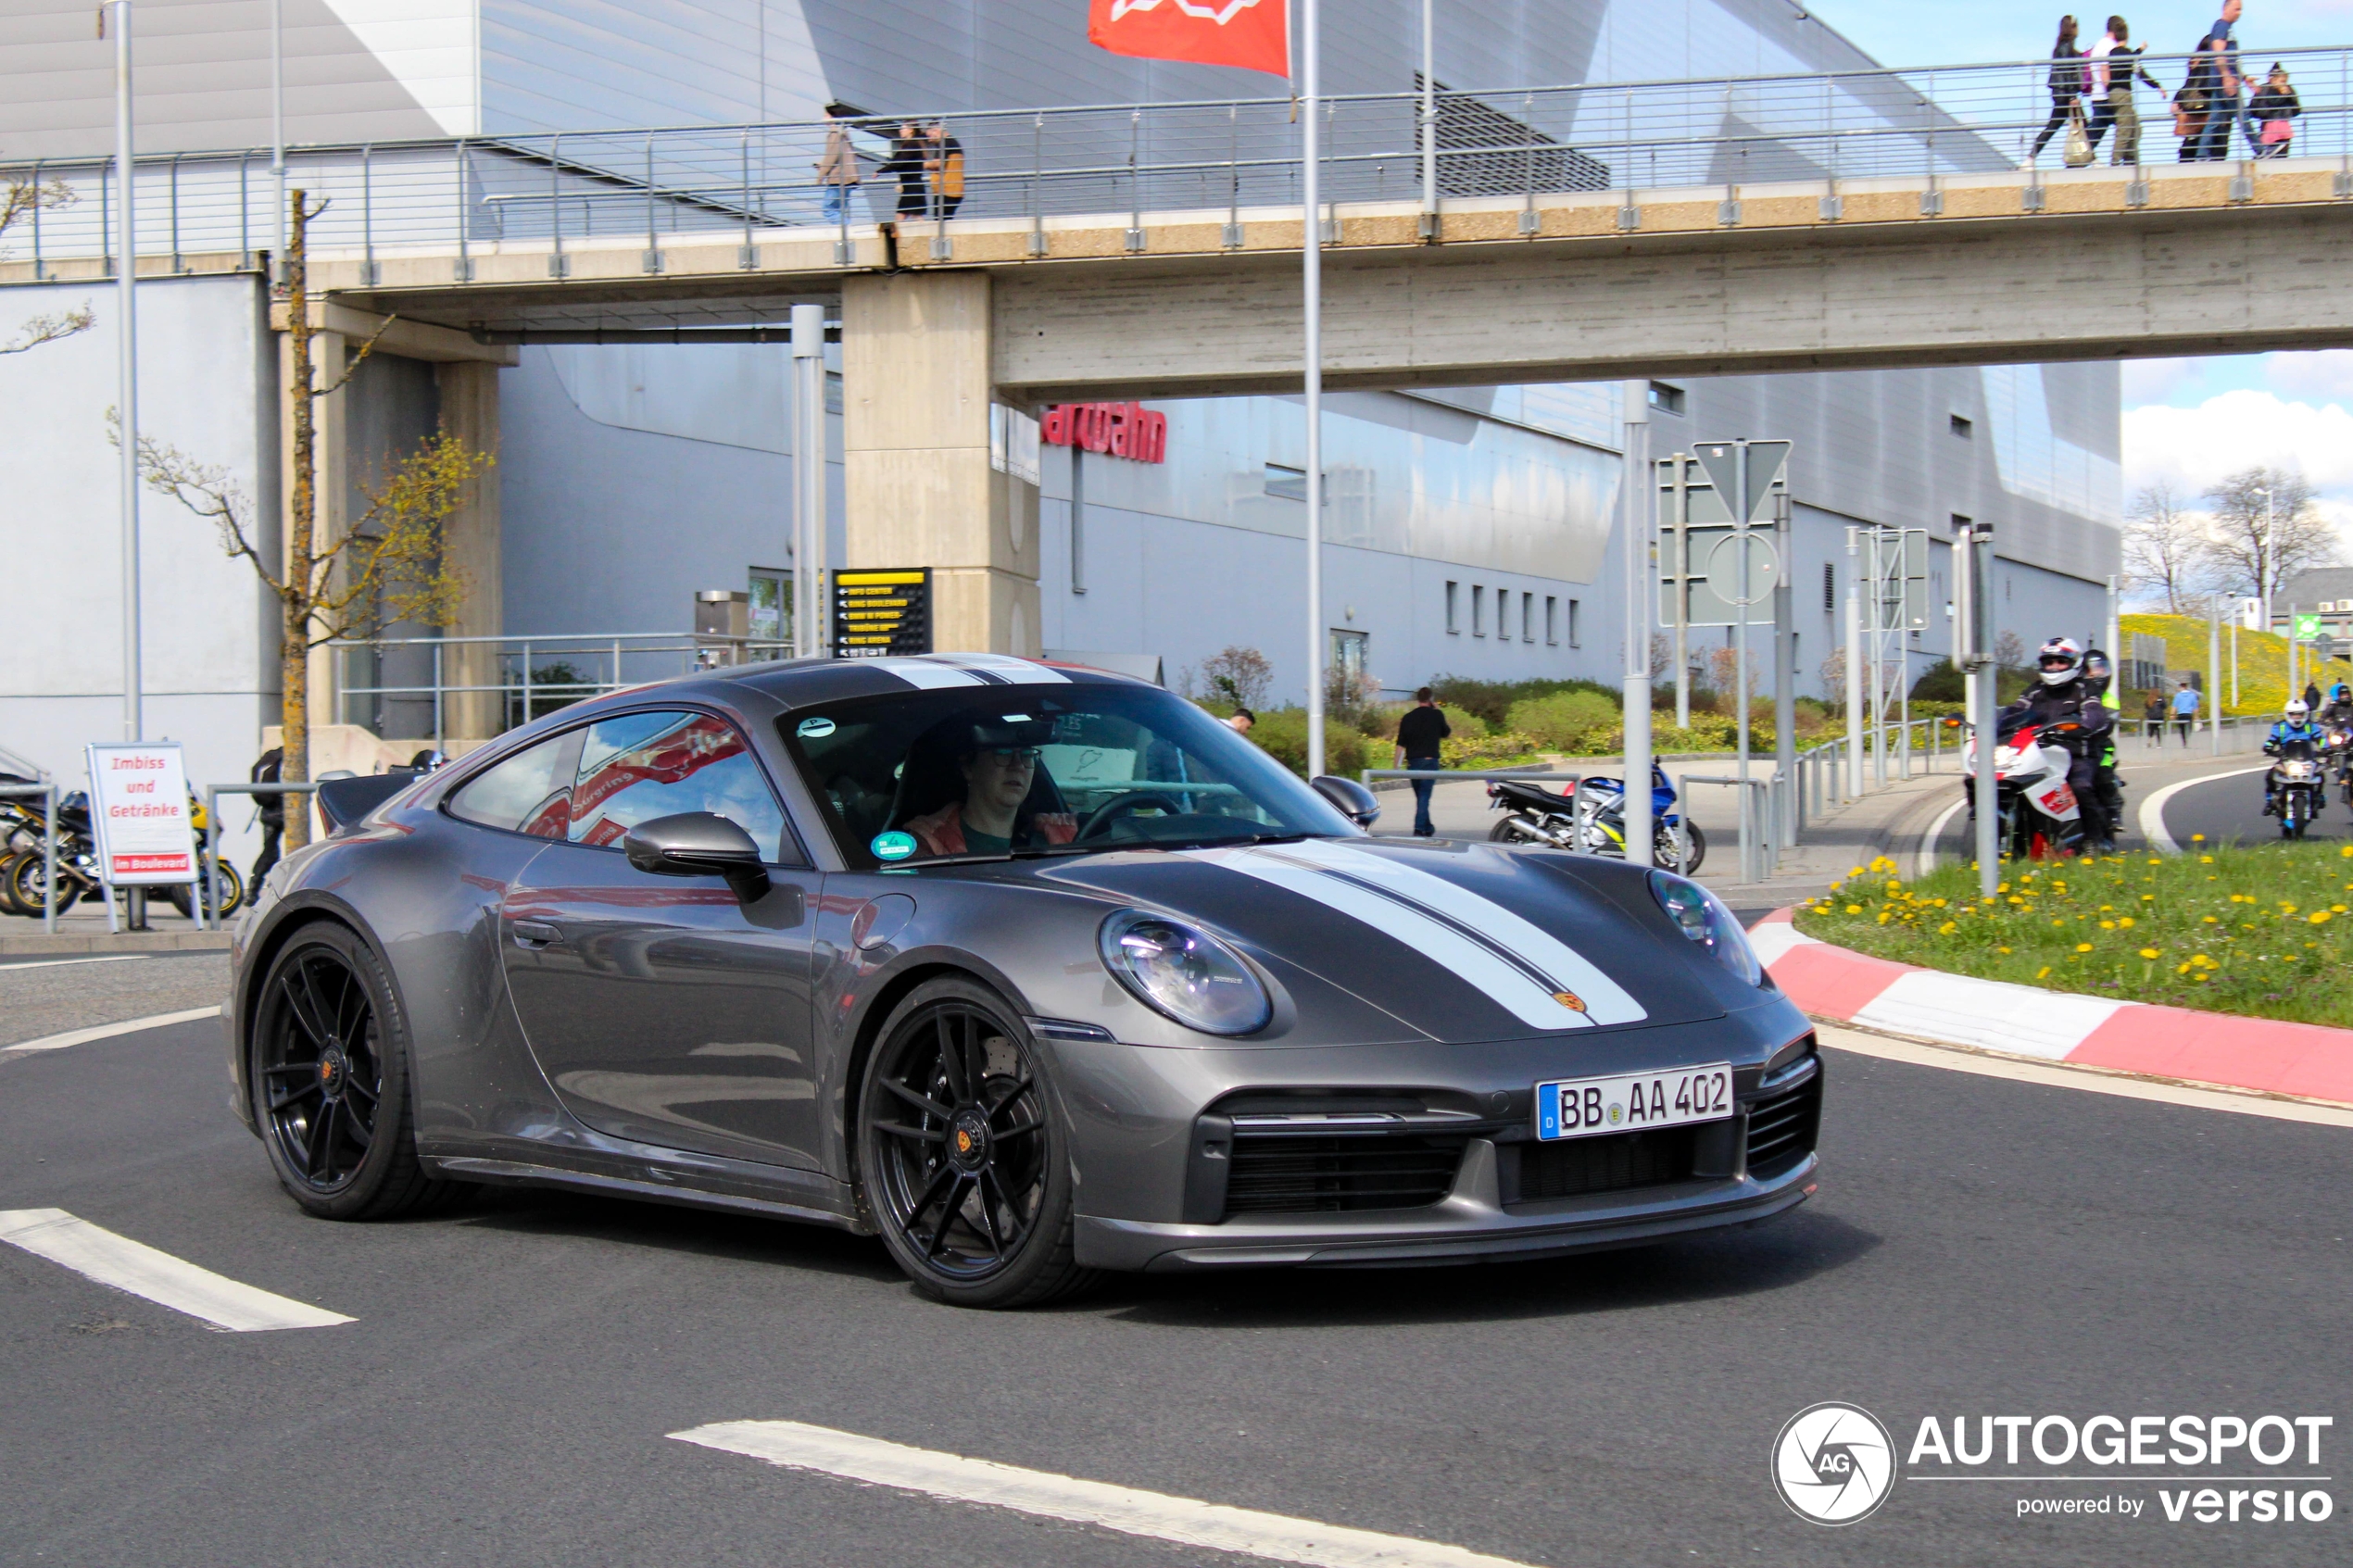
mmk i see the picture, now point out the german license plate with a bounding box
[1535,1063,1734,1140]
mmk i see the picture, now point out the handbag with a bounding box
[2260,118,2294,144]
[2063,106,2095,167]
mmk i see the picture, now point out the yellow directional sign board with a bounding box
[833,569,932,658]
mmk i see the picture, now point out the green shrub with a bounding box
[1505,689,1620,751]
[1428,674,1620,731]
[1441,731,1543,768]
[1244,706,1368,778]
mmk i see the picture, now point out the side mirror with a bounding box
[621,811,771,900]
[1309,774,1381,829]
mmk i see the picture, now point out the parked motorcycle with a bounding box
[3,790,240,918]
[0,796,47,916]
[1486,762,1707,874]
[1961,713,2087,860]
[2268,735,2326,841]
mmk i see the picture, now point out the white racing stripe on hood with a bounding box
[1191,846,1601,1031]
[1273,839,1647,1025]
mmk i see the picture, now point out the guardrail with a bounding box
[8,46,2349,276]
[0,782,61,935]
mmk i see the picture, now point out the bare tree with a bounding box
[2122,480,2210,612]
[128,192,490,849]
[2199,465,2337,607]
[0,173,92,354]
[1198,645,1273,710]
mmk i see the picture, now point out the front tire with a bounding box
[857,977,1093,1309]
[6,851,79,915]
[249,922,452,1220]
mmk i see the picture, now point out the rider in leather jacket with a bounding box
[1998,636,2114,848]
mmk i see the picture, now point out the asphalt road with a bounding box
[2154,764,2348,849]
[2,971,2347,1565]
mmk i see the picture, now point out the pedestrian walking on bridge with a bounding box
[2030,17,2090,163]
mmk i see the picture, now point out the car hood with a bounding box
[1038,835,1730,1045]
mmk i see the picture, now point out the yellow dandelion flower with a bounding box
[2036,966,2052,978]
[1877,911,1892,925]
[2098,921,2117,931]
[1997,946,2013,954]
[2139,947,2160,960]
[2192,834,2206,843]
[2311,911,2333,925]
[2200,855,2214,864]
[2075,943,2094,953]
[1938,921,1957,935]
[1846,904,1863,915]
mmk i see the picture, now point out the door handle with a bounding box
[512,920,562,947]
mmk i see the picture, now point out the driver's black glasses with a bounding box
[980,747,1041,764]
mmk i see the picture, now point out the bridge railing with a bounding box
[8,48,2348,276]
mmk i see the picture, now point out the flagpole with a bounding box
[1302,0,1325,778]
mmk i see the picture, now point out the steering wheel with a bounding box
[1077,793,1189,840]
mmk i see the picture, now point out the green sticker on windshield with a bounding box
[871,831,918,861]
[796,716,837,739]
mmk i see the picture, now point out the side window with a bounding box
[569,710,795,864]
[446,731,584,838]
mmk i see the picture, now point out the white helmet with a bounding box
[2035,636,2084,686]
[2285,698,2310,721]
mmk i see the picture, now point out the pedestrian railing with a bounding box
[1682,775,1777,885]
[325,630,794,749]
[8,46,2350,277]
[196,783,319,933]
[0,781,61,935]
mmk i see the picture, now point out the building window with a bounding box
[1445,580,1460,634]
[1949,413,1973,438]
[1522,591,1535,643]
[1822,562,1835,611]
[1472,585,1486,637]
[1648,381,1686,416]
[1567,599,1581,647]
[1544,596,1558,645]
[1264,463,1307,501]
[749,569,790,648]
[824,370,844,416]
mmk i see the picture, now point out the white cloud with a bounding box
[2123,390,2353,497]
[2262,350,2353,404]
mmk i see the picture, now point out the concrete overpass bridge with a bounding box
[13,53,2353,652]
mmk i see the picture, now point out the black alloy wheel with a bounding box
[859,978,1091,1308]
[250,923,451,1220]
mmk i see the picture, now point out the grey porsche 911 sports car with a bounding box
[226,653,1820,1307]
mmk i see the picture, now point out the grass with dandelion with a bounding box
[1791,840,2353,1027]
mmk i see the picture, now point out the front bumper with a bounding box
[1051,999,1821,1273]
[1076,1144,1817,1271]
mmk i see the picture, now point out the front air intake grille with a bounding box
[1223,1133,1470,1215]
[1744,1071,1821,1177]
[1517,1125,1697,1201]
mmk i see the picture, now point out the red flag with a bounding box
[1087,0,1290,79]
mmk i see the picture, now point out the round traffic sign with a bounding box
[1705,532,1780,607]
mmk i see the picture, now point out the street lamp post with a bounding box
[108,1,140,746]
[1300,0,1325,778]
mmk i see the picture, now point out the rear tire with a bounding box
[0,853,23,916]
[857,976,1095,1309]
[6,851,79,915]
[249,922,454,1221]
[1488,817,1544,845]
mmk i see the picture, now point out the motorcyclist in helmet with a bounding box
[2263,698,2327,818]
[2322,683,2353,802]
[1996,636,2113,847]
[2320,682,2353,729]
[2078,647,2125,855]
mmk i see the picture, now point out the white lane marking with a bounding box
[1816,1024,2353,1128]
[0,1005,221,1058]
[2139,765,2270,854]
[1916,796,1968,880]
[0,1209,353,1332]
[1192,847,1593,1029]
[671,1420,1536,1568]
[1274,839,1644,1023]
[1851,971,2120,1061]
[866,658,984,690]
[0,954,146,972]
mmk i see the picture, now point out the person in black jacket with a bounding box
[2030,17,2088,162]
[1393,687,1452,838]
[2251,63,2301,157]
[245,746,284,909]
[883,123,928,219]
[1998,637,2114,843]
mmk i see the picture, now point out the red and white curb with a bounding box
[1753,910,2353,1105]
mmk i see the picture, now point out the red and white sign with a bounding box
[84,742,195,885]
[1042,402,1168,463]
[1087,0,1290,79]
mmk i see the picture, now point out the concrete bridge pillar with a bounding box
[841,271,1040,656]
[434,360,503,747]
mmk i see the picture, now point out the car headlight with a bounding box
[1648,871,1764,986]
[1098,910,1271,1036]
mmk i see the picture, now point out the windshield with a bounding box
[778,680,1357,868]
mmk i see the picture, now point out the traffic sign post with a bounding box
[1660,439,1793,884]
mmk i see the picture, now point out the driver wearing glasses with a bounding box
[901,720,1079,859]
